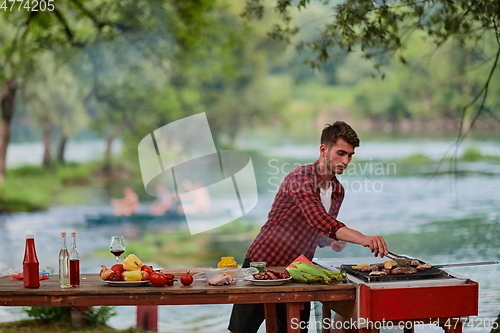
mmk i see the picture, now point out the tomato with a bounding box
[180,272,193,286]
[141,265,154,274]
[149,272,167,287]
[163,273,175,286]
[110,264,125,275]
[141,271,150,281]
[108,271,122,281]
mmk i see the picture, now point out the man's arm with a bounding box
[335,226,388,257]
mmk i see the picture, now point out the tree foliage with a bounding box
[242,0,500,138]
[1,0,289,183]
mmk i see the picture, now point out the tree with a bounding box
[242,0,500,139]
[20,52,88,167]
[0,0,120,183]
[0,0,258,183]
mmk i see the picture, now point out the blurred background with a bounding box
[0,0,499,332]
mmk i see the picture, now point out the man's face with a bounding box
[320,138,355,175]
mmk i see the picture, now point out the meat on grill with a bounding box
[390,267,418,274]
[416,263,432,271]
[360,265,380,272]
[410,259,421,267]
[354,259,433,276]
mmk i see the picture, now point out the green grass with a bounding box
[0,162,98,212]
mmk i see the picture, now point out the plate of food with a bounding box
[244,276,292,286]
[103,280,150,287]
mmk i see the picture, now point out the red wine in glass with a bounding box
[110,249,125,257]
[109,236,125,263]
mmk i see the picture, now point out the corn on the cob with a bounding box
[286,261,347,284]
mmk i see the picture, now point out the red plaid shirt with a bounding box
[246,160,346,267]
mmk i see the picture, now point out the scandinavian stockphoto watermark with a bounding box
[291,317,500,331]
[137,113,258,235]
[267,158,397,194]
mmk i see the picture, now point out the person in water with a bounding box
[111,186,139,216]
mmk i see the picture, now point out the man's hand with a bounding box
[330,240,347,252]
[361,235,388,257]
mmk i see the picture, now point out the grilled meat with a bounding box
[416,263,432,271]
[410,259,421,267]
[360,265,379,272]
[390,266,418,275]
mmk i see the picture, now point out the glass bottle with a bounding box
[23,235,40,288]
[69,231,80,287]
[217,256,238,268]
[58,232,70,289]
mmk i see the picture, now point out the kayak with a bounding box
[85,211,185,227]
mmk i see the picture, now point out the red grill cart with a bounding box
[317,258,479,333]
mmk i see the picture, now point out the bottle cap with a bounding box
[61,232,66,236]
[71,231,76,236]
[26,234,34,238]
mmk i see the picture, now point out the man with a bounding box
[228,121,388,333]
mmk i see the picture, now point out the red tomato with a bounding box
[141,265,154,274]
[149,272,167,287]
[180,273,193,286]
[110,264,125,275]
[108,271,122,281]
[141,271,150,281]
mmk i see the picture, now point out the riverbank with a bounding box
[0,162,99,212]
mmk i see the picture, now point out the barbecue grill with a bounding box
[316,258,479,333]
[340,262,449,283]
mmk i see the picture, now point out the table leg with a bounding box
[71,306,90,327]
[322,305,331,333]
[287,303,302,333]
[264,303,278,333]
[136,305,158,332]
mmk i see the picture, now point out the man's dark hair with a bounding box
[321,121,360,147]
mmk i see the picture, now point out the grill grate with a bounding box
[340,264,451,283]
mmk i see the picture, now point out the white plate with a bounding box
[244,277,292,286]
[103,280,150,287]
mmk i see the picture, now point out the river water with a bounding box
[1,139,499,333]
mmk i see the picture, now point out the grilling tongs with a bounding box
[385,251,413,267]
[386,251,499,268]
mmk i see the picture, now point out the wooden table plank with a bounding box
[0,274,355,333]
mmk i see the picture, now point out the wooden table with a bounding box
[0,274,355,333]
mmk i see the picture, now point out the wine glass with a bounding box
[109,236,126,262]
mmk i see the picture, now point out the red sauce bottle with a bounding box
[23,235,40,288]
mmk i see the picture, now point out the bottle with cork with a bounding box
[58,232,70,289]
[22,235,40,288]
[69,231,80,287]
